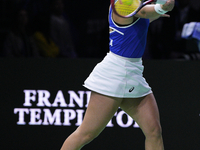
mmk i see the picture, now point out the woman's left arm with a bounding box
[135,0,175,20]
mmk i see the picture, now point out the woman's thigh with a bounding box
[120,93,161,136]
[77,91,123,137]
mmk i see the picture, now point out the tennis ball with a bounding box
[121,0,133,5]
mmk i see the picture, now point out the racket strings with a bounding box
[115,0,141,16]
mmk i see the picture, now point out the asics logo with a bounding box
[129,87,134,92]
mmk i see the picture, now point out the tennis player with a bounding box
[61,0,174,149]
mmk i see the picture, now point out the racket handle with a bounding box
[156,0,167,4]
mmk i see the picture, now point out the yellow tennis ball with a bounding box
[121,0,133,5]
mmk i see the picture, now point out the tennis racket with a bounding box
[111,0,167,18]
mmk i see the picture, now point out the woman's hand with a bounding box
[161,0,175,11]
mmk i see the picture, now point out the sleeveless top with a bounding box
[109,7,149,58]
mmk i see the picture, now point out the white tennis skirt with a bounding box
[83,51,152,98]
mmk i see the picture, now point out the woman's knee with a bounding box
[143,122,162,139]
[75,127,100,145]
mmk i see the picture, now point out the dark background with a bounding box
[1,58,200,150]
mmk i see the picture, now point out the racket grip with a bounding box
[156,0,167,4]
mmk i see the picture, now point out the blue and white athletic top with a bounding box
[109,7,150,58]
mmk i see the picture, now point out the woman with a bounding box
[61,0,175,149]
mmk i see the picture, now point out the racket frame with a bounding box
[111,0,155,18]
